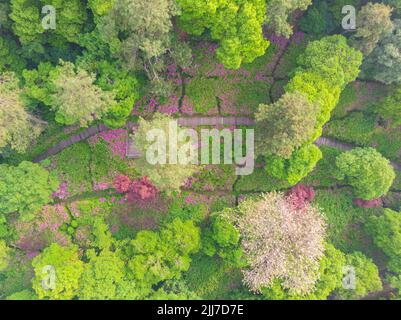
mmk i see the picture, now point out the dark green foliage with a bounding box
[300,1,336,36]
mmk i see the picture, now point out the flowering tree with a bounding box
[237,192,326,295]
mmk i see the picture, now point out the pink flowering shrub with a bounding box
[113,175,159,207]
[52,182,70,200]
[15,205,71,252]
[285,184,315,211]
[99,129,127,158]
[354,198,382,208]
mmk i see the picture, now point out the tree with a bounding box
[335,148,395,200]
[262,243,346,300]
[377,86,401,127]
[265,0,312,38]
[0,36,26,73]
[286,72,341,138]
[0,72,42,153]
[134,113,199,193]
[10,0,87,45]
[297,35,363,88]
[350,3,393,56]
[237,192,326,295]
[51,61,115,127]
[99,0,180,82]
[0,161,59,220]
[201,209,244,267]
[88,0,115,16]
[266,143,323,185]
[362,19,401,84]
[336,252,382,299]
[32,243,84,300]
[300,1,336,36]
[128,218,201,287]
[177,0,269,69]
[255,92,318,159]
[79,248,126,300]
[367,209,401,273]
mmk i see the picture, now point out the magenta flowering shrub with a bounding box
[99,129,127,159]
[52,181,70,200]
[15,204,71,253]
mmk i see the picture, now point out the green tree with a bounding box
[79,248,126,300]
[51,61,115,127]
[350,3,393,56]
[0,161,59,220]
[0,72,42,153]
[128,219,201,287]
[286,71,341,139]
[177,0,269,69]
[377,86,401,127]
[362,19,401,84]
[99,0,180,87]
[336,251,382,299]
[266,143,323,185]
[134,113,199,193]
[336,147,395,200]
[201,209,244,267]
[367,209,401,273]
[297,35,363,88]
[88,0,115,16]
[32,243,84,300]
[255,91,318,159]
[265,0,312,38]
[10,0,87,45]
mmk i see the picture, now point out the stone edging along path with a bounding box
[33,116,401,172]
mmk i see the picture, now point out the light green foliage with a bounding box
[266,143,323,186]
[128,218,201,287]
[297,35,363,88]
[0,72,42,153]
[377,86,401,127]
[336,147,395,200]
[265,0,312,38]
[95,61,140,128]
[368,209,401,273]
[22,62,55,109]
[32,243,84,300]
[177,0,269,69]
[0,161,59,220]
[0,239,11,272]
[79,248,125,300]
[51,61,115,127]
[336,251,382,299]
[134,114,199,193]
[202,209,244,267]
[350,3,393,56]
[88,0,115,16]
[362,19,401,84]
[6,290,37,300]
[325,112,375,146]
[10,0,87,45]
[255,92,318,159]
[286,71,341,136]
